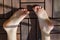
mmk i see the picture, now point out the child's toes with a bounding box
[22,9,29,14]
[33,6,42,13]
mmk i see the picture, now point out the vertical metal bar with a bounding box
[20,23,22,40]
[20,0,21,8]
[35,19,38,40]
[11,0,13,12]
[3,0,4,18]
[11,0,13,8]
[19,0,22,40]
[28,18,29,40]
[44,0,45,9]
[52,0,54,18]
[31,19,37,40]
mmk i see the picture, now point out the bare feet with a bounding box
[3,8,30,40]
[3,8,30,28]
[20,8,30,15]
[32,5,54,34]
[32,5,42,13]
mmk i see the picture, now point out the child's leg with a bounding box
[41,26,54,40]
[32,5,54,40]
[3,9,29,27]
[4,27,18,40]
[3,9,29,40]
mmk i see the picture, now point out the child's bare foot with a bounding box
[32,5,42,13]
[3,8,30,28]
[32,5,54,33]
[21,8,30,14]
[3,8,30,40]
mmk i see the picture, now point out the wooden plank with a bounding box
[12,0,19,8]
[4,0,19,8]
[0,6,3,14]
[53,0,60,18]
[21,3,44,8]
[21,0,44,2]
[0,0,3,4]
[45,0,52,17]
[4,0,11,8]
[3,0,20,18]
[0,0,3,14]
[0,0,4,18]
